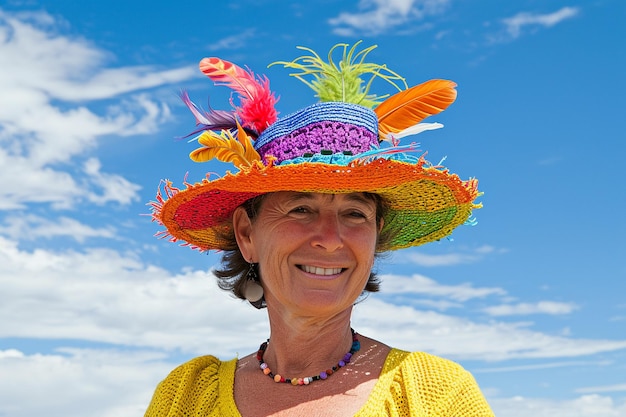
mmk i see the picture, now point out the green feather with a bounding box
[270,41,407,108]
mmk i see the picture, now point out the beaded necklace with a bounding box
[257,328,361,386]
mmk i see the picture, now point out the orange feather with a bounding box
[374,79,457,136]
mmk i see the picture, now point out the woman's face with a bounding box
[233,191,381,316]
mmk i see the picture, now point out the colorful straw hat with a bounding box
[151,42,481,251]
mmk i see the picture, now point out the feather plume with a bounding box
[270,41,407,108]
[199,57,278,133]
[179,91,240,138]
[375,79,457,137]
[350,143,421,164]
[382,122,444,145]
[189,121,261,169]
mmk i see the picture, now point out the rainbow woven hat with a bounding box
[152,42,481,251]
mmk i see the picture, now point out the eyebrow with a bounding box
[344,193,376,205]
[286,192,374,205]
[282,192,317,203]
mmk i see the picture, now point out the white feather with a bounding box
[382,122,444,142]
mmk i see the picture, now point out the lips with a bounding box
[299,265,344,276]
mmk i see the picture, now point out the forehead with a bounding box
[264,191,376,205]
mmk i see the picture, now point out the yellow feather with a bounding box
[190,122,260,168]
[374,79,457,136]
[235,120,262,164]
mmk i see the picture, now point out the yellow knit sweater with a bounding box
[145,349,494,416]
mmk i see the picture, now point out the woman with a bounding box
[146,42,493,416]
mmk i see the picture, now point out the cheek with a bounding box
[260,223,309,250]
[346,230,378,271]
[350,227,379,250]
[251,224,298,266]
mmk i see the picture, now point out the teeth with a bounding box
[301,265,342,275]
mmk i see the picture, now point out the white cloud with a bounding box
[0,236,269,356]
[380,273,506,301]
[484,301,580,317]
[402,298,463,311]
[406,245,502,266]
[0,153,140,210]
[0,213,116,243]
[0,9,195,210]
[0,348,170,417]
[2,235,625,363]
[0,151,79,209]
[502,7,580,39]
[329,0,450,36]
[489,394,626,417]
[353,299,626,361]
[408,251,479,266]
[82,158,142,205]
[577,383,626,394]
[0,10,195,101]
[476,359,612,373]
[206,29,256,52]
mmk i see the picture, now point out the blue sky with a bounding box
[0,0,624,416]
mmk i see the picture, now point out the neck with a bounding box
[262,306,355,378]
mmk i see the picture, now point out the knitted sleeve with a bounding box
[144,355,240,417]
[357,350,494,417]
[430,358,494,416]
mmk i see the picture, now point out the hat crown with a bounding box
[254,102,379,165]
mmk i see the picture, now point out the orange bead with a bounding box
[263,368,271,375]
[274,374,282,383]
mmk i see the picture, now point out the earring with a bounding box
[244,262,264,309]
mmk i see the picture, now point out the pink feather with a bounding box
[199,57,278,133]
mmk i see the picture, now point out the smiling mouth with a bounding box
[298,265,344,276]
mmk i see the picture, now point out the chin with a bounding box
[291,290,357,313]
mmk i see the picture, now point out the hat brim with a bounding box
[154,158,480,251]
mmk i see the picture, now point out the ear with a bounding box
[232,206,256,262]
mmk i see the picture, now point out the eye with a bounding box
[343,208,376,224]
[290,206,312,215]
[347,210,366,218]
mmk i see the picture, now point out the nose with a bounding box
[310,212,344,252]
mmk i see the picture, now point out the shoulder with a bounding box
[385,349,470,379]
[382,349,476,395]
[144,355,238,417]
[155,355,228,392]
[374,349,494,416]
[166,355,225,380]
